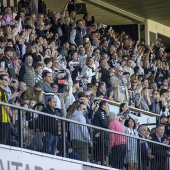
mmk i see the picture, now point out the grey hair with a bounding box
[116,66,123,71]
[109,112,117,120]
[138,125,147,133]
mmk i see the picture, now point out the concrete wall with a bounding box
[145,19,170,45]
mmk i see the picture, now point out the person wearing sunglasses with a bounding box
[110,66,130,103]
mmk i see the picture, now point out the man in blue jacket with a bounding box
[70,103,93,161]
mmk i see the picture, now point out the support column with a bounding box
[145,19,150,45]
[3,0,18,7]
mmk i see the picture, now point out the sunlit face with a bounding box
[156,126,165,137]
[140,127,148,138]
[128,119,134,128]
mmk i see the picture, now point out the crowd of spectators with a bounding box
[0,0,170,169]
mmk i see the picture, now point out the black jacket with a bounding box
[38,105,58,136]
[92,108,108,137]
[138,133,149,164]
[100,67,110,87]
[38,0,47,15]
[150,132,168,160]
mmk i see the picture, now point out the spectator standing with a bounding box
[70,103,92,161]
[110,66,130,103]
[0,74,11,145]
[108,112,127,169]
[19,54,35,88]
[2,7,15,26]
[41,71,53,106]
[136,87,151,111]
[38,0,47,15]
[38,97,58,155]
[150,90,162,123]
[0,46,16,79]
[123,58,134,76]
[124,117,138,170]
[23,82,44,107]
[92,100,109,165]
[150,124,169,170]
[138,125,154,170]
[70,20,84,47]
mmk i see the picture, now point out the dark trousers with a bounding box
[71,139,89,162]
[150,158,167,170]
[109,144,126,169]
[93,136,108,165]
[0,123,10,145]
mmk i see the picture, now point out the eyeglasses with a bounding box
[11,81,17,83]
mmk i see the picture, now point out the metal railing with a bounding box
[0,102,169,170]
[95,98,160,117]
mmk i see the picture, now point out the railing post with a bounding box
[62,120,66,158]
[18,109,23,148]
[101,131,105,165]
[137,138,141,170]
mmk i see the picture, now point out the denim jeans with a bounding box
[43,132,58,155]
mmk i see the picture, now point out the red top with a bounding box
[108,119,127,149]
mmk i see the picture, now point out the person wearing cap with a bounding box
[0,46,16,78]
